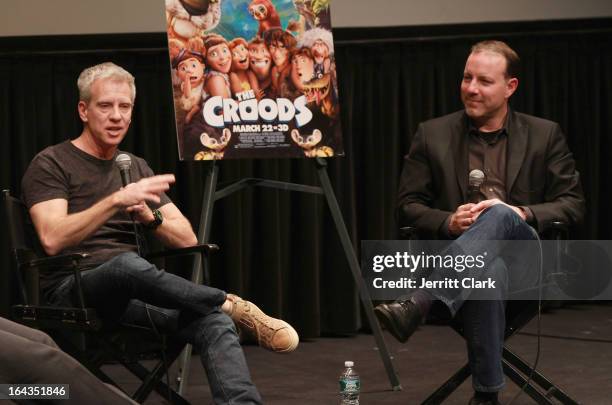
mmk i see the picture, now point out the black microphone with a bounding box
[115,153,132,186]
[468,169,485,203]
[115,153,145,255]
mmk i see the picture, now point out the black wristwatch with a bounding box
[145,209,163,230]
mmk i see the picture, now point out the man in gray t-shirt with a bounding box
[22,140,171,297]
[21,62,298,404]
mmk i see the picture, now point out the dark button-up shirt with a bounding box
[440,111,534,237]
[468,120,508,202]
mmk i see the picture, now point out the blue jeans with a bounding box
[48,251,262,405]
[422,204,538,392]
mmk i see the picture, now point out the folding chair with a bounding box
[398,223,580,405]
[3,189,217,404]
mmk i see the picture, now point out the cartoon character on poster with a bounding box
[164,0,343,160]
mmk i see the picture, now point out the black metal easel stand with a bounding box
[177,158,401,395]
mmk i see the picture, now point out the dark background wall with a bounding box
[1,19,611,337]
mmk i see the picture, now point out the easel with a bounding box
[176,158,402,393]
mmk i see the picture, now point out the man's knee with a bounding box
[478,204,525,233]
[482,204,516,222]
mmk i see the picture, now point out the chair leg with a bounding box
[503,348,579,405]
[135,358,190,405]
[421,363,471,405]
[133,358,169,403]
[133,349,184,404]
[502,361,555,405]
[177,344,193,395]
[116,353,188,405]
[95,337,188,404]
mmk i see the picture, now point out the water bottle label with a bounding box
[339,378,360,393]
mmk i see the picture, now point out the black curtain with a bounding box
[1,19,611,337]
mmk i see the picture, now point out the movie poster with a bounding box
[164,0,344,160]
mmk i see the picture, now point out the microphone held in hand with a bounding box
[468,169,485,203]
[115,153,132,186]
[115,153,145,254]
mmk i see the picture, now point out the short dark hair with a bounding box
[471,40,520,79]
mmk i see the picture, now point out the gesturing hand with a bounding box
[115,174,175,208]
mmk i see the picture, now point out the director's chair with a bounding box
[3,189,217,404]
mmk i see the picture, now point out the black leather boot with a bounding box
[374,299,422,343]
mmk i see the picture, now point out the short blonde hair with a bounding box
[77,62,136,102]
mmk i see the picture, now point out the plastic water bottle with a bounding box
[339,361,360,405]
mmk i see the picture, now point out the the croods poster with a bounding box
[164,0,344,160]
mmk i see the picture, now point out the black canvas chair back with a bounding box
[3,189,45,305]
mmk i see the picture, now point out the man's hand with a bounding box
[29,174,176,256]
[448,203,477,236]
[114,174,175,208]
[470,198,526,221]
[126,202,155,225]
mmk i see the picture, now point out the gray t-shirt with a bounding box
[21,140,171,296]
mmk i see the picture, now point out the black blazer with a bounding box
[398,109,585,238]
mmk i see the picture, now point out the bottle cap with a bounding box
[344,361,354,367]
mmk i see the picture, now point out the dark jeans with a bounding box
[422,204,538,392]
[49,251,262,405]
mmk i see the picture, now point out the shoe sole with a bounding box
[374,305,411,343]
[273,319,299,353]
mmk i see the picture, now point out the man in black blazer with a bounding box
[375,41,584,405]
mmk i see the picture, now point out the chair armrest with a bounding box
[12,305,101,331]
[145,243,219,260]
[16,251,89,309]
[20,252,89,270]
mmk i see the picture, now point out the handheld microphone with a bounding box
[468,169,485,203]
[115,153,132,186]
[115,153,145,255]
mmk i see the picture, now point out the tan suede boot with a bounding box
[225,294,299,353]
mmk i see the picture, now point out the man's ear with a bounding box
[77,100,88,122]
[506,77,518,99]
